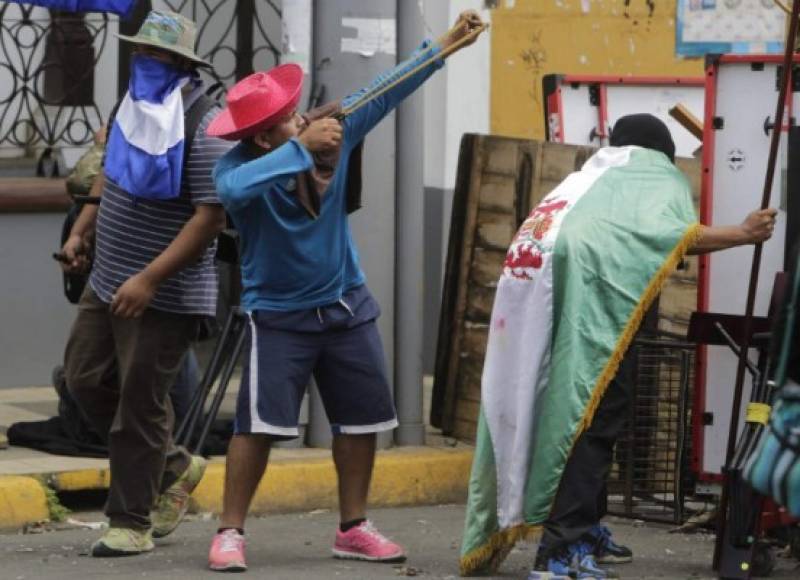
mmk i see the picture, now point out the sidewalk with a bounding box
[0,380,473,530]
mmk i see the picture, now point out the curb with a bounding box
[193,447,473,514]
[0,447,473,529]
[0,475,49,530]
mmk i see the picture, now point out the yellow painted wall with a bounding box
[490,0,704,139]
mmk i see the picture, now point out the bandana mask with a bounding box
[129,53,189,102]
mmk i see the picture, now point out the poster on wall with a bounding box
[282,0,312,73]
[676,0,787,56]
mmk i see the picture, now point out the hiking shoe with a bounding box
[209,529,247,572]
[152,455,207,538]
[332,520,406,562]
[91,527,154,557]
[585,524,633,564]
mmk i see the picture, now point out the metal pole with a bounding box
[394,0,426,446]
[303,0,329,450]
[235,0,255,80]
[307,0,397,449]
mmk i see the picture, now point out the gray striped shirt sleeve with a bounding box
[187,107,235,206]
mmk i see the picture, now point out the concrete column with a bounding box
[306,0,397,449]
[393,0,426,446]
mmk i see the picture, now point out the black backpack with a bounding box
[61,93,219,304]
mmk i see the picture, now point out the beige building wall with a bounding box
[490,0,703,139]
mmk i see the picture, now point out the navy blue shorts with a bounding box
[235,285,397,438]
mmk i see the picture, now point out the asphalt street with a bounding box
[1,505,798,580]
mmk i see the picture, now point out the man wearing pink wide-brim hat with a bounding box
[204,10,486,573]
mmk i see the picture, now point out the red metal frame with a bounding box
[546,82,564,143]
[550,75,705,146]
[694,54,800,483]
[596,83,609,141]
[560,74,706,86]
[694,61,717,482]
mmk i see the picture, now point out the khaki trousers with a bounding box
[64,288,196,530]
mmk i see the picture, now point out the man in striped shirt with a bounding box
[59,11,232,557]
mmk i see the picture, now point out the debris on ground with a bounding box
[21,521,49,535]
[670,509,717,534]
[64,518,106,531]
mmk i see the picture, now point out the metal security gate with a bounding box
[0,4,110,164]
[0,1,282,166]
[144,0,281,86]
[607,333,695,524]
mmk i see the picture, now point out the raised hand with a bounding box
[440,10,486,54]
[297,118,343,153]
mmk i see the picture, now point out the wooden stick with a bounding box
[340,23,489,117]
[774,0,792,16]
[669,103,704,142]
[713,0,800,571]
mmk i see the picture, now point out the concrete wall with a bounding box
[490,0,703,140]
[0,6,119,166]
[0,213,76,388]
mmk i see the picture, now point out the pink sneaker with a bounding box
[332,520,406,562]
[209,529,247,572]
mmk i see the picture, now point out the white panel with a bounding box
[702,61,790,475]
[559,84,598,146]
[555,81,704,158]
[605,85,704,158]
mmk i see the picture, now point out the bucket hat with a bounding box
[117,10,211,68]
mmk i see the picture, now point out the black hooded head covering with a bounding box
[609,113,676,163]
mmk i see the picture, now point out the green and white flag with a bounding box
[460,146,700,575]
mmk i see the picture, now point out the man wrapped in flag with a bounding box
[58,10,232,557]
[460,114,778,579]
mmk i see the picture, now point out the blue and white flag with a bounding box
[3,1,139,19]
[104,55,190,201]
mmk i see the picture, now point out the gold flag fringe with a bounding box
[459,524,542,576]
[577,222,702,434]
[458,223,702,577]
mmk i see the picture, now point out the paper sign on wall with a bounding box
[340,17,397,57]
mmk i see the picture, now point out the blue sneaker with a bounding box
[527,541,618,579]
[573,542,619,579]
[526,544,573,579]
[585,524,633,564]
